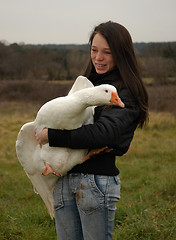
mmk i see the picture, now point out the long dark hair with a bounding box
[84,21,149,128]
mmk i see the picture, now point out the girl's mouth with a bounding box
[95,63,106,70]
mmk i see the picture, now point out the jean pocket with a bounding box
[76,175,104,215]
[53,178,64,211]
[93,175,109,196]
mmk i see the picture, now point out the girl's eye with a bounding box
[105,51,111,55]
[91,48,97,52]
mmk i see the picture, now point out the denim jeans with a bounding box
[53,173,120,240]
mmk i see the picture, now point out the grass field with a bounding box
[0,102,176,240]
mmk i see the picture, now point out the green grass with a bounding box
[113,112,176,240]
[0,102,176,240]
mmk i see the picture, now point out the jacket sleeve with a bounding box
[48,88,140,151]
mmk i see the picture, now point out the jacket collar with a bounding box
[88,68,121,88]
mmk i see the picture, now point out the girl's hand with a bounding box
[35,128,48,148]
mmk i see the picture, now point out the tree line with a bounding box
[0,41,176,84]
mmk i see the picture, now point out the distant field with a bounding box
[0,79,176,115]
[0,102,176,240]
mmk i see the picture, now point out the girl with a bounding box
[36,21,148,240]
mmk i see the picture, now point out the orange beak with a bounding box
[110,92,125,108]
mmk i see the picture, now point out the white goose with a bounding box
[16,76,124,218]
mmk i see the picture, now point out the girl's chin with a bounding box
[95,68,107,74]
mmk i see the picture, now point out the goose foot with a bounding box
[42,162,62,177]
[82,147,113,163]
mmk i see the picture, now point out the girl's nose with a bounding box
[96,52,104,61]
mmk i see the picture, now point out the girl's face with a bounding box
[91,33,115,74]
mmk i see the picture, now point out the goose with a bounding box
[16,76,124,218]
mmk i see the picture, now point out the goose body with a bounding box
[16,76,124,218]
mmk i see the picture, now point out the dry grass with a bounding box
[147,85,176,114]
[0,80,176,115]
[0,80,72,104]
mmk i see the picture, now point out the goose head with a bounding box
[76,84,125,108]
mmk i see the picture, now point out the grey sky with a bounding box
[1,0,176,44]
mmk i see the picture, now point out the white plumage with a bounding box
[16,76,124,218]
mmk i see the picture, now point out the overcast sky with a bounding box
[1,0,176,44]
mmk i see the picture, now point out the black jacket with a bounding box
[48,70,141,176]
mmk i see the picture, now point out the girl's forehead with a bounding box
[92,33,110,49]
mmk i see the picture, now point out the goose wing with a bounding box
[68,76,94,125]
[68,75,94,95]
[16,122,57,218]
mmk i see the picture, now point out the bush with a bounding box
[0,80,72,104]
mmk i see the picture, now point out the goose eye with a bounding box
[105,90,108,93]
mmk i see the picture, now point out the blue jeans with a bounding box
[53,173,121,240]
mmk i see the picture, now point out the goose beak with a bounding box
[110,92,125,108]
